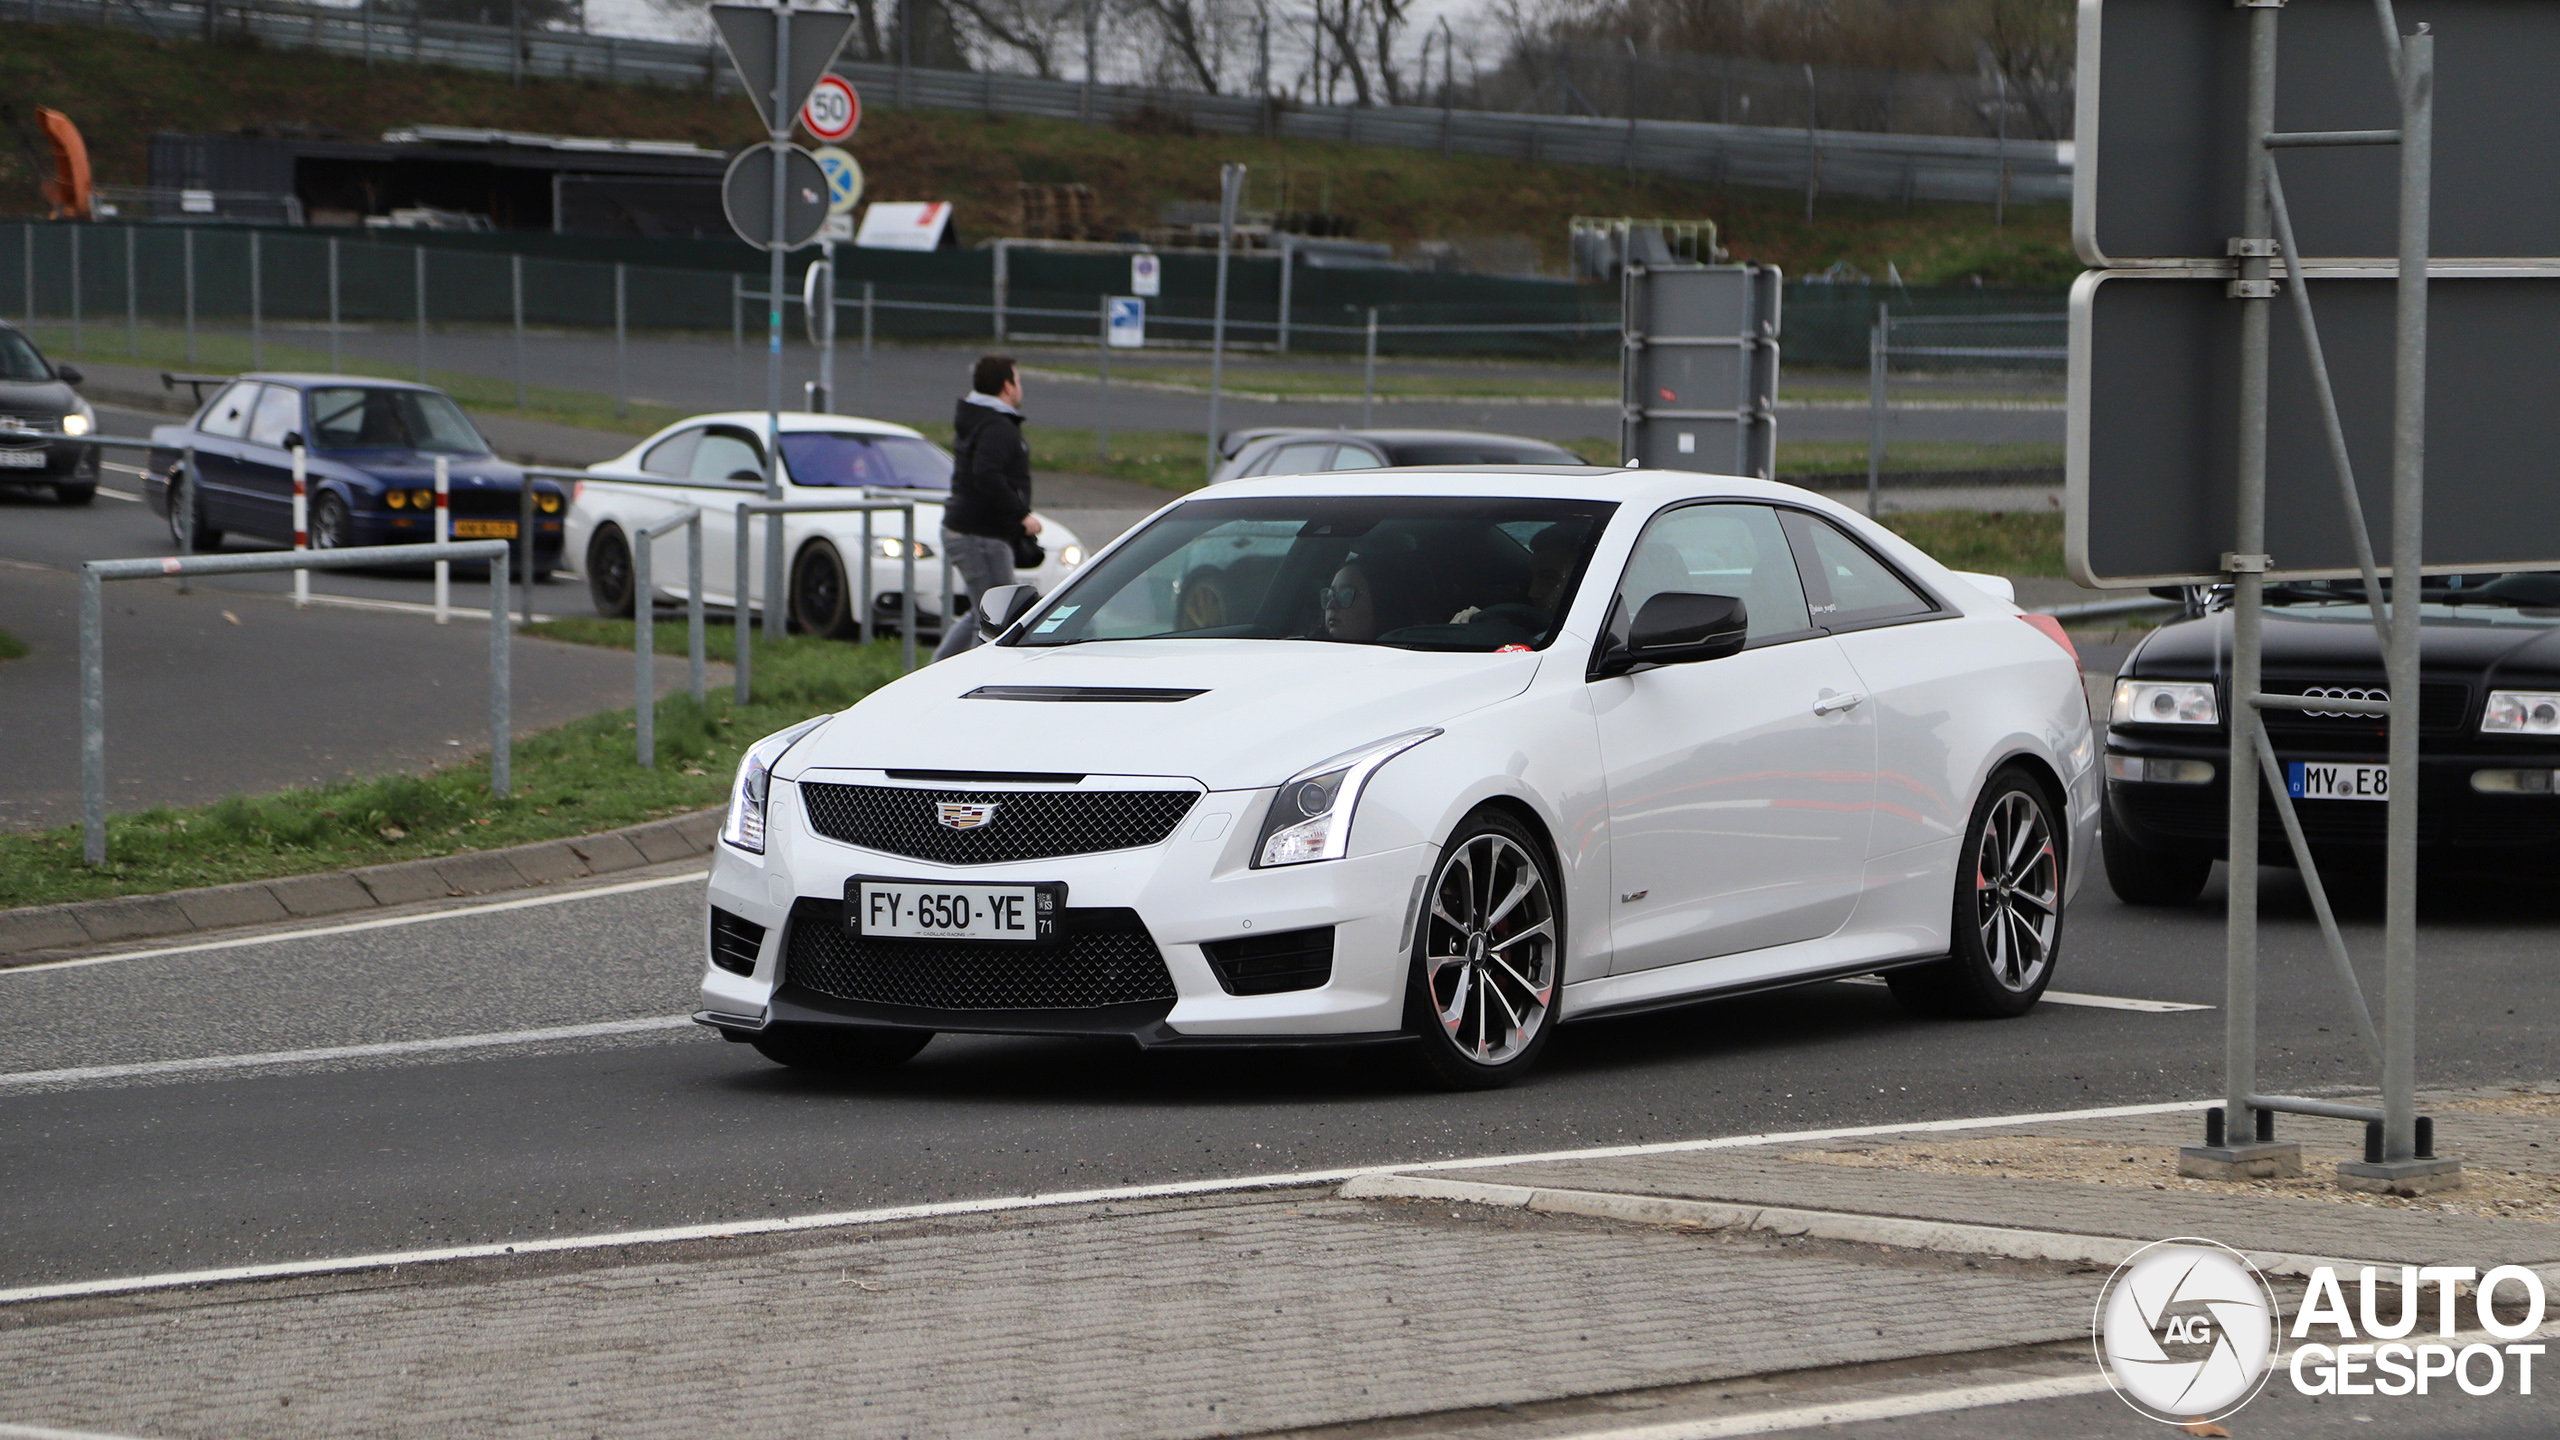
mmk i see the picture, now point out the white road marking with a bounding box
[1540,1373,2113,1439]
[0,1096,2211,1306]
[285,591,559,623]
[1837,975,2211,1012]
[95,486,142,502]
[0,1015,697,1090]
[0,1421,159,1440]
[0,870,706,977]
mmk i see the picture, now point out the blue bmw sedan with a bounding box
[145,375,565,575]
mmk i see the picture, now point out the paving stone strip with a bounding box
[0,1193,2099,1440]
[0,808,720,962]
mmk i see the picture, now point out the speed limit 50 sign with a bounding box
[801,74,860,143]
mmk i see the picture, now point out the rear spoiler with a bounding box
[162,371,233,405]
[1218,426,1297,460]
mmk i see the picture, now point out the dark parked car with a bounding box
[1211,427,1586,483]
[2102,574,2560,903]
[145,375,565,574]
[0,321,100,505]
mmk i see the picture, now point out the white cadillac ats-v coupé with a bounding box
[695,467,2096,1088]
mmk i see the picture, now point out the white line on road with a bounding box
[0,1422,158,1440]
[0,1015,698,1089]
[0,1095,2210,1307]
[1836,976,2212,1012]
[0,870,707,977]
[94,487,142,502]
[1541,1373,2113,1439]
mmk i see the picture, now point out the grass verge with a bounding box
[1020,427,1213,493]
[0,629,25,661]
[0,627,908,911]
[1552,437,2062,477]
[1880,510,2065,577]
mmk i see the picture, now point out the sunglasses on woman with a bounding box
[1318,583,1364,608]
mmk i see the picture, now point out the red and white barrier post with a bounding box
[434,455,450,624]
[291,446,309,608]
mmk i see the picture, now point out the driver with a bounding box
[1320,559,1432,642]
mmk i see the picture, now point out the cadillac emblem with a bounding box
[935,801,1001,831]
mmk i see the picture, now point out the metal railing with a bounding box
[1862,307,2067,516]
[78,540,513,865]
[629,507,705,768]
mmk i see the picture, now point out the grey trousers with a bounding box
[934,527,1020,661]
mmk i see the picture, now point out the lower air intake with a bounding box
[783,897,1176,1010]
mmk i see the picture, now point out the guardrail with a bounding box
[733,499,925,694]
[78,540,513,866]
[628,507,706,769]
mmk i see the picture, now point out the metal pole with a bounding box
[434,455,450,623]
[2382,27,2433,1166]
[328,236,341,372]
[1994,70,2009,227]
[21,223,30,328]
[861,281,874,414]
[70,225,80,356]
[1866,306,1887,518]
[489,546,511,797]
[762,8,790,646]
[1204,163,1243,481]
[80,565,105,866]
[900,501,916,671]
[1362,307,1378,428]
[415,245,428,383]
[518,465,534,630]
[613,262,627,419]
[1098,295,1111,465]
[124,226,136,358]
[1276,239,1292,353]
[731,272,743,399]
[816,244,835,415]
[734,501,753,703]
[512,254,526,408]
[687,513,705,702]
[249,230,261,370]
[1802,63,1819,223]
[940,533,955,661]
[858,510,874,645]
[184,228,196,364]
[636,526,656,767]
[291,445,309,607]
[992,240,1007,342]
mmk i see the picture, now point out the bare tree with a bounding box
[944,0,1080,74]
[1129,0,1229,91]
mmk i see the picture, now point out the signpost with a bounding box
[801,73,861,144]
[1130,252,1161,297]
[805,144,863,415]
[1619,263,1781,478]
[1107,296,1145,348]
[712,2,860,642]
[2064,0,2560,1196]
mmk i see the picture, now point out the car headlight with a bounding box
[1058,544,1084,569]
[2483,691,2560,735]
[538,490,562,514]
[387,489,408,508]
[1251,728,1441,868]
[874,536,936,560]
[61,412,92,437]
[2112,679,2219,726]
[721,715,831,854]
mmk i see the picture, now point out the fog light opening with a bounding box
[2471,768,2558,795]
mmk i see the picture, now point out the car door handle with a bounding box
[1812,691,1866,716]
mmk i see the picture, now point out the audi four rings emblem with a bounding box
[2301,685,2387,719]
[935,802,1002,831]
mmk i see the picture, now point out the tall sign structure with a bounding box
[2069,0,2560,1193]
[1619,262,1781,479]
[713,3,859,640]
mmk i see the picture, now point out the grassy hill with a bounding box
[0,22,2072,283]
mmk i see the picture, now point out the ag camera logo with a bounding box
[2093,1239,2278,1424]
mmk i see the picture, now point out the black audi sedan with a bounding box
[2102,573,2560,903]
[144,374,566,575]
[0,321,100,505]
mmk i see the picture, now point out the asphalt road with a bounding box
[3,854,2553,1294]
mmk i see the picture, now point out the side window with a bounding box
[1327,445,1385,471]
[641,427,702,478]
[1786,515,1935,629]
[688,430,764,484]
[199,381,260,439]
[1614,503,1813,644]
[247,386,303,448]
[1257,442,1335,476]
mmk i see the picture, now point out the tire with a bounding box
[311,492,353,551]
[166,469,224,550]
[586,525,635,618]
[52,481,95,506]
[2101,819,2213,906]
[1404,807,1566,1090]
[1888,768,2065,1019]
[750,1025,932,1073]
[790,540,859,639]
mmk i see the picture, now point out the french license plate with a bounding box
[453,519,517,539]
[2288,761,2391,801]
[0,450,46,469]
[849,877,1064,943]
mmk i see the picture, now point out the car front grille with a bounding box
[782,897,1176,1009]
[2257,679,2472,735]
[797,782,1199,865]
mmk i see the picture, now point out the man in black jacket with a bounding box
[935,354,1044,660]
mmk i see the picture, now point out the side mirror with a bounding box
[282,431,305,452]
[54,363,83,385]
[1595,592,1747,677]
[975,583,1041,640]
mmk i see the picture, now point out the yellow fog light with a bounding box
[412,489,433,509]
[387,489,408,508]
[538,491,562,513]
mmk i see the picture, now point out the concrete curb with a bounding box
[0,808,721,962]
[1336,1172,2379,1280]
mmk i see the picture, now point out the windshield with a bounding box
[2266,572,2560,627]
[0,329,51,383]
[308,387,490,455]
[780,431,953,490]
[1017,495,1616,652]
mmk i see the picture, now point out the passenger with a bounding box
[1320,559,1433,642]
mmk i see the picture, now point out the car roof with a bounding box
[1197,466,1830,509]
[235,374,448,391]
[1244,428,1575,448]
[654,411,928,440]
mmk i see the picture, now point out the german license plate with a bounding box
[453,519,517,538]
[849,877,1063,943]
[2288,761,2390,801]
[0,450,45,469]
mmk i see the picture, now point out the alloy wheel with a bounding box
[1422,832,1558,1065]
[1972,790,2059,992]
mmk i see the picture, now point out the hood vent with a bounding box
[963,686,1208,703]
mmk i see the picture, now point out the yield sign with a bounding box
[712,5,860,135]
